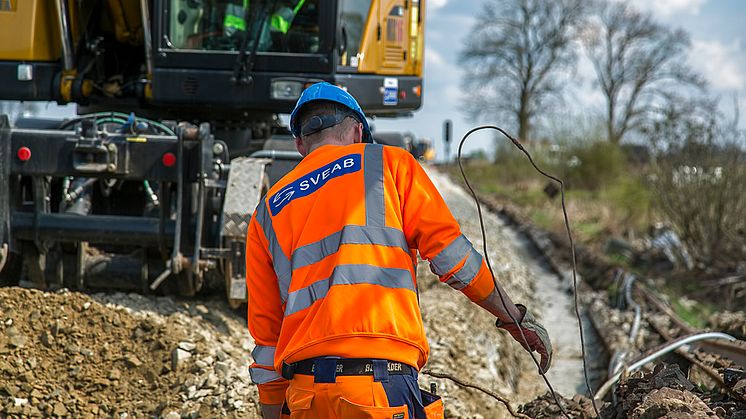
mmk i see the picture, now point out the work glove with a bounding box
[496,304,553,373]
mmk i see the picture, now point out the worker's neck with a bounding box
[306,138,352,154]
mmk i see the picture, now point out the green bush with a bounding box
[603,176,654,229]
[559,141,625,190]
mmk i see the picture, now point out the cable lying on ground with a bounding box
[421,370,531,418]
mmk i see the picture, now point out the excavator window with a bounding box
[167,0,321,53]
[338,0,372,67]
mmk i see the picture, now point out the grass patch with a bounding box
[445,142,655,251]
[671,298,709,329]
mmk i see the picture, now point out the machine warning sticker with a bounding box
[269,153,361,216]
[383,78,398,106]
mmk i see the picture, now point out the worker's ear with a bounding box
[353,123,363,144]
[295,136,308,157]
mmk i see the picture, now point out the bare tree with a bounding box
[460,0,586,142]
[583,1,705,144]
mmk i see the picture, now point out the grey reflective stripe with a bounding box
[445,248,483,290]
[364,144,385,227]
[255,198,292,302]
[291,225,408,270]
[249,366,283,384]
[430,234,472,276]
[285,264,415,316]
[251,345,276,367]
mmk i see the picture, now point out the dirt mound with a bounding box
[519,392,597,418]
[0,287,260,418]
[600,363,746,419]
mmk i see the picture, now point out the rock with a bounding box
[193,389,211,399]
[172,348,192,371]
[631,387,716,418]
[233,400,243,409]
[13,398,28,407]
[195,305,209,315]
[64,344,80,355]
[53,402,68,416]
[40,330,55,347]
[108,369,121,381]
[163,411,181,419]
[5,318,12,326]
[214,362,230,376]
[204,374,219,389]
[3,384,21,397]
[83,302,91,310]
[734,379,746,397]
[8,334,27,348]
[50,320,61,336]
[215,349,229,362]
[123,354,143,368]
[178,341,197,352]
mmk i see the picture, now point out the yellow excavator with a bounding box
[0,0,425,307]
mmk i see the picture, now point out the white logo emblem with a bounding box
[272,186,295,207]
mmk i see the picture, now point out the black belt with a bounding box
[282,358,414,380]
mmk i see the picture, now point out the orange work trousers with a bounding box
[282,373,444,418]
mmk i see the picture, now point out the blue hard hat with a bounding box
[289,82,372,143]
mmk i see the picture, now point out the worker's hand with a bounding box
[496,304,553,373]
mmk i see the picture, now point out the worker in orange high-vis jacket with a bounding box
[246,82,552,419]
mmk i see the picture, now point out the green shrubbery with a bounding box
[558,141,625,190]
[450,137,655,245]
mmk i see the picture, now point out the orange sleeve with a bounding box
[392,149,495,302]
[246,208,288,404]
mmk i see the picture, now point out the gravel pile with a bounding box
[0,287,260,418]
[519,392,597,418]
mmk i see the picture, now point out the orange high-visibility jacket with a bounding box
[246,143,496,404]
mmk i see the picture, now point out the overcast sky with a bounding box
[375,0,746,161]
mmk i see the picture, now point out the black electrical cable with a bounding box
[456,125,601,418]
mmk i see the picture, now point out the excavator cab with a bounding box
[152,0,424,116]
[0,0,425,118]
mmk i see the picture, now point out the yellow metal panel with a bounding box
[358,0,425,76]
[405,0,425,77]
[0,0,62,61]
[105,0,143,45]
[357,0,381,73]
